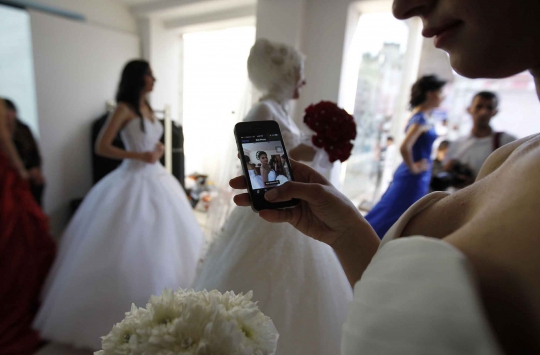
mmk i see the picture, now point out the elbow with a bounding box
[399,144,409,156]
[95,142,106,157]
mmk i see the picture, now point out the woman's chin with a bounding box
[450,52,527,79]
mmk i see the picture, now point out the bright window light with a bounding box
[182,26,255,180]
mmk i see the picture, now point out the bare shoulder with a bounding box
[110,103,136,125]
[115,102,134,116]
[443,135,540,352]
[476,134,539,180]
[450,134,540,245]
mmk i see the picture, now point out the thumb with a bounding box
[264,181,326,205]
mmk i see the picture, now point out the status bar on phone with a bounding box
[241,133,280,144]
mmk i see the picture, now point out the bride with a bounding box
[34,60,204,350]
[244,154,264,189]
[193,39,352,355]
[256,150,276,183]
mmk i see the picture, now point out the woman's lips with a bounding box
[422,21,463,48]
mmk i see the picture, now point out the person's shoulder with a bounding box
[112,103,136,121]
[451,135,468,145]
[477,134,537,180]
[408,112,427,126]
[115,102,132,114]
[244,102,275,122]
[15,120,31,132]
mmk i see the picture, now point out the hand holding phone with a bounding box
[234,121,299,212]
[229,158,374,256]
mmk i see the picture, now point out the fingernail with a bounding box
[265,189,278,201]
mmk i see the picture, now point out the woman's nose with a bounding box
[392,0,432,20]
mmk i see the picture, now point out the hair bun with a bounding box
[247,38,305,101]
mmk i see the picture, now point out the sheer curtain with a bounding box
[204,83,254,242]
[181,26,255,242]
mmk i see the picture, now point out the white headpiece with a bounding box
[247,38,305,102]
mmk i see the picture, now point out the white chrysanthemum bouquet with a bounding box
[95,289,278,355]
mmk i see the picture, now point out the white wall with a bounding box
[254,0,353,124]
[23,0,138,34]
[300,0,352,121]
[255,0,306,50]
[145,18,181,121]
[30,10,140,237]
[417,37,453,82]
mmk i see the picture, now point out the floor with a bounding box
[35,343,92,355]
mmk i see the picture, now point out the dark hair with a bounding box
[244,155,251,163]
[3,98,16,113]
[116,60,153,132]
[472,91,499,108]
[409,75,446,109]
[387,136,394,142]
[438,140,450,151]
[256,151,267,160]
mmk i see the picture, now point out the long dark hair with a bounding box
[409,75,446,109]
[115,60,153,132]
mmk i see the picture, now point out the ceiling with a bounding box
[118,0,162,5]
[118,0,256,21]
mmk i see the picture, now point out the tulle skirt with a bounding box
[193,207,352,355]
[34,161,204,350]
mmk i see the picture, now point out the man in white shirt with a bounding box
[443,91,516,188]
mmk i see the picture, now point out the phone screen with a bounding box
[240,135,292,190]
[234,121,298,211]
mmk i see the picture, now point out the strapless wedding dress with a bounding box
[34,118,204,350]
[193,99,352,355]
[248,169,264,189]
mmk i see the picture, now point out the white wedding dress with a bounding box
[248,169,264,189]
[193,99,352,355]
[34,118,204,350]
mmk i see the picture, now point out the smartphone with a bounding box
[234,121,299,212]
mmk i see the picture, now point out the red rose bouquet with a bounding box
[303,101,356,163]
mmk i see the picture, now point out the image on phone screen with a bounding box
[240,134,292,192]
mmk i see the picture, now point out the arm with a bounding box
[0,100,28,178]
[400,123,428,174]
[230,160,380,287]
[95,104,161,163]
[261,165,269,183]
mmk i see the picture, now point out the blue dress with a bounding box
[365,113,437,238]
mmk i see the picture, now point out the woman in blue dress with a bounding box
[365,75,446,238]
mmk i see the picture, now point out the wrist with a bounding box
[134,152,147,161]
[331,217,377,252]
[331,218,380,286]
